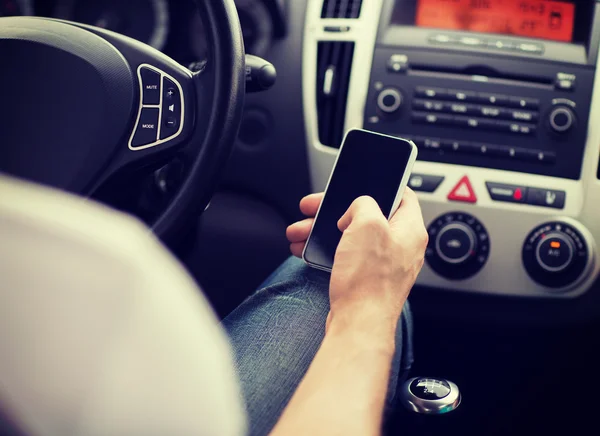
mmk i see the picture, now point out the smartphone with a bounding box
[303,129,418,272]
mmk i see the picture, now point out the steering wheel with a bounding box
[0,0,245,242]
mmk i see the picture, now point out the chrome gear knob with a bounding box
[400,377,461,415]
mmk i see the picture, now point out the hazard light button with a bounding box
[448,176,477,203]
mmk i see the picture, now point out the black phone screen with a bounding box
[303,130,414,270]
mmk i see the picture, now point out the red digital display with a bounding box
[416,0,575,42]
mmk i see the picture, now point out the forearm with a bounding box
[269,317,396,436]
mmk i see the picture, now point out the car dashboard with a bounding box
[304,0,600,303]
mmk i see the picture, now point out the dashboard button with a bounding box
[413,99,444,112]
[408,174,445,193]
[423,138,442,149]
[428,34,457,44]
[387,54,409,73]
[132,107,160,147]
[509,110,538,123]
[476,93,509,106]
[447,175,477,203]
[477,106,504,118]
[486,182,528,204]
[555,72,576,91]
[527,188,566,209]
[415,87,447,99]
[441,139,477,153]
[453,116,496,130]
[445,102,477,115]
[441,139,462,151]
[496,121,537,135]
[515,42,544,54]
[458,36,486,47]
[412,112,453,125]
[448,89,477,102]
[487,40,515,51]
[515,149,555,164]
[508,97,540,110]
[140,67,161,105]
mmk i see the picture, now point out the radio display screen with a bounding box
[412,0,576,42]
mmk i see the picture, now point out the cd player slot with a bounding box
[407,69,553,91]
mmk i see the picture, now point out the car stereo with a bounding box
[363,0,600,180]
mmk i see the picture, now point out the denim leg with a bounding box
[223,257,414,436]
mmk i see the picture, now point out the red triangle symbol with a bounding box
[448,176,477,203]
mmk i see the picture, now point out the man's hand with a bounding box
[286,189,428,336]
[330,190,428,337]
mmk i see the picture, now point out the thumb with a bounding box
[389,188,423,229]
[337,196,383,232]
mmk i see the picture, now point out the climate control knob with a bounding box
[426,213,490,280]
[523,221,591,289]
[377,87,403,114]
[548,106,575,133]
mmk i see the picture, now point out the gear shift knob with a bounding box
[400,377,461,415]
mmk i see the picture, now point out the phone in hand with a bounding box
[303,129,418,272]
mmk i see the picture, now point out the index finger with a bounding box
[299,193,324,217]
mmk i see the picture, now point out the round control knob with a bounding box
[548,106,575,133]
[426,212,490,280]
[523,221,591,290]
[536,232,575,273]
[377,87,403,114]
[436,222,477,265]
[400,377,461,415]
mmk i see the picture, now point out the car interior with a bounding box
[2,0,600,434]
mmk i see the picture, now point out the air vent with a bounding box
[316,41,355,148]
[321,0,363,19]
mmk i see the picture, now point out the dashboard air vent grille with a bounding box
[321,0,363,19]
[316,41,355,148]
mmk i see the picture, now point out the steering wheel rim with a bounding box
[0,0,246,243]
[154,0,245,241]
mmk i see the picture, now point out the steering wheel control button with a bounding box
[132,108,160,147]
[401,378,461,415]
[523,222,591,289]
[527,188,566,209]
[486,182,528,204]
[436,223,476,265]
[427,213,490,280]
[140,67,161,105]
[447,175,477,203]
[408,174,445,193]
[160,77,182,140]
[536,234,574,273]
[129,65,185,151]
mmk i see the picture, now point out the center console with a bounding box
[303,0,600,298]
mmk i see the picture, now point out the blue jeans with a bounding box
[223,257,414,436]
